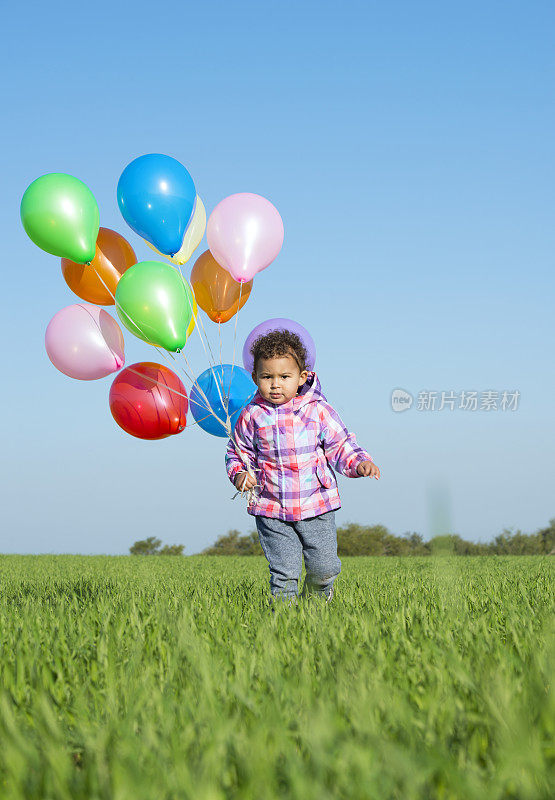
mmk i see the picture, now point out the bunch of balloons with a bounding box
[20,153,317,446]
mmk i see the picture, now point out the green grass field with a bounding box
[0,555,553,800]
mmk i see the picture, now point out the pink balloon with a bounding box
[206,193,284,283]
[45,304,125,380]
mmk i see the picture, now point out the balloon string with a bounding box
[184,346,229,426]
[216,320,233,431]
[179,348,229,429]
[130,345,216,417]
[176,263,219,371]
[123,368,215,429]
[124,367,200,409]
[194,299,221,370]
[232,282,243,369]
[225,282,261,502]
[227,281,244,426]
[218,321,224,371]
[174,264,232,423]
[215,320,234,429]
[172,352,225,421]
[181,350,237,440]
[175,273,230,419]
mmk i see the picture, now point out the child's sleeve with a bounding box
[225,408,257,486]
[318,401,374,478]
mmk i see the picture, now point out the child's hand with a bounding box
[234,471,257,491]
[357,461,380,479]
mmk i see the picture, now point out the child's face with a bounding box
[253,354,308,406]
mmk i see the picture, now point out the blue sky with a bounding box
[2,0,554,554]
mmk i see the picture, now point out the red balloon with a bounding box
[109,362,188,440]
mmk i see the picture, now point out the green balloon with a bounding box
[115,261,194,351]
[20,173,100,263]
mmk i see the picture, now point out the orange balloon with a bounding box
[61,227,137,305]
[191,250,252,323]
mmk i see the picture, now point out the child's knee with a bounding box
[305,567,340,588]
[306,556,341,584]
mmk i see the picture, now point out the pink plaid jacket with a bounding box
[225,372,374,521]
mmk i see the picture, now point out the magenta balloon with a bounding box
[242,318,316,375]
[45,304,125,380]
[206,193,284,283]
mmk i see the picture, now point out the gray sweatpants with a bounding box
[255,510,342,601]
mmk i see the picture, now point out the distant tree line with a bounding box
[200,518,555,557]
[130,520,555,557]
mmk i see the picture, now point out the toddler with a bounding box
[225,330,380,606]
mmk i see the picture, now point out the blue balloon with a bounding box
[117,153,196,256]
[190,365,257,438]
